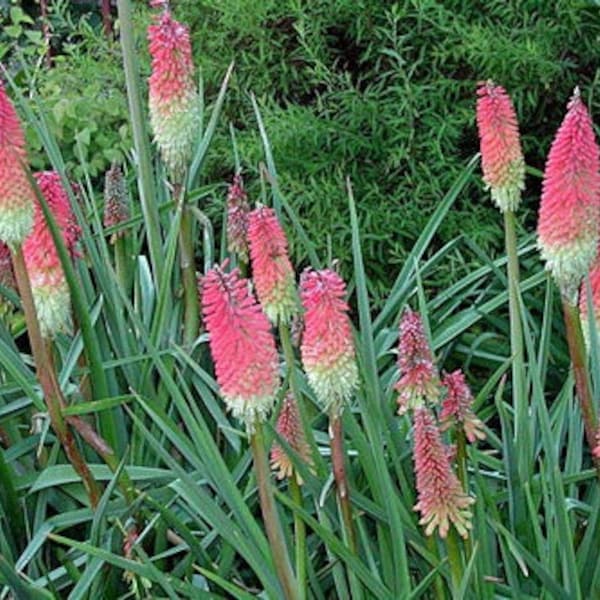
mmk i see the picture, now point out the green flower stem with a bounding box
[445,528,463,595]
[288,475,307,600]
[455,429,473,558]
[12,246,101,507]
[116,0,163,285]
[562,298,600,477]
[329,412,357,554]
[426,536,447,600]
[278,322,322,472]
[249,421,298,600]
[114,235,132,296]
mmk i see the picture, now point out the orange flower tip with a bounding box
[147,10,199,180]
[22,171,80,337]
[537,89,600,302]
[476,81,525,212]
[395,309,439,414]
[0,81,34,246]
[248,205,298,324]
[440,370,486,443]
[270,393,313,484]
[201,264,280,430]
[413,407,474,539]
[300,268,358,415]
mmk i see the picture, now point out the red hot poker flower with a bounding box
[476,81,525,212]
[148,10,199,180]
[537,89,600,302]
[0,81,34,246]
[22,171,80,337]
[103,163,129,243]
[226,174,250,261]
[413,407,474,539]
[440,370,486,443]
[300,268,358,415]
[248,206,298,324]
[201,264,280,428]
[395,309,440,415]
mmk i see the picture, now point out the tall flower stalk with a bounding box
[537,89,600,472]
[201,265,298,600]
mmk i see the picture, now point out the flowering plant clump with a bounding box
[537,89,600,301]
[413,407,474,538]
[395,309,440,414]
[0,81,34,246]
[440,370,486,443]
[201,264,280,428]
[147,8,199,180]
[22,171,80,337]
[248,206,298,324]
[226,174,250,262]
[270,393,312,483]
[299,268,358,415]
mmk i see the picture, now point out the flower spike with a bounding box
[476,81,525,212]
[103,163,130,243]
[226,174,250,261]
[579,248,600,350]
[148,10,199,180]
[300,268,358,415]
[248,206,298,324]
[537,88,600,302]
[201,264,280,429]
[0,81,34,246]
[413,407,474,539]
[395,309,440,414]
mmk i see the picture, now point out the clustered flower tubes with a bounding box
[537,88,600,302]
[0,81,34,246]
[476,81,525,212]
[271,393,312,484]
[201,264,280,429]
[395,308,440,414]
[413,407,475,539]
[299,268,358,415]
[248,206,298,325]
[22,172,80,338]
[226,174,250,262]
[440,370,486,443]
[147,7,199,181]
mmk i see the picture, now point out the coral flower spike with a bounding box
[22,172,80,337]
[300,268,359,415]
[476,81,525,212]
[202,264,280,429]
[537,88,600,302]
[0,81,34,246]
[248,206,298,325]
[148,8,199,180]
[413,407,474,539]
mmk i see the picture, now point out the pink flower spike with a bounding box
[0,81,34,246]
[476,81,525,212]
[413,407,474,539]
[300,268,358,414]
[148,10,199,180]
[248,206,298,324]
[22,172,80,337]
[395,309,440,415]
[537,88,600,301]
[440,370,486,443]
[226,174,250,261]
[201,264,280,429]
[270,393,312,483]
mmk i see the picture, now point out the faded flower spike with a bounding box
[248,206,298,324]
[537,89,600,302]
[226,174,250,261]
[300,268,358,415]
[148,9,199,180]
[440,370,486,443]
[0,241,14,290]
[22,172,80,337]
[476,81,525,212]
[395,309,440,415]
[270,393,312,483]
[413,407,474,539]
[579,250,600,349]
[201,264,280,429]
[0,81,34,246]
[103,163,130,243]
